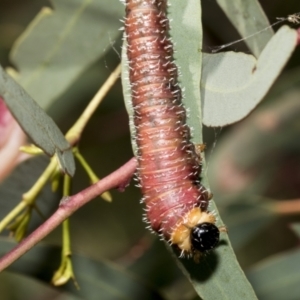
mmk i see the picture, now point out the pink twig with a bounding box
[0,157,137,272]
[273,198,300,215]
[297,28,300,46]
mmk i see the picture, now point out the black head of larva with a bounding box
[190,222,220,252]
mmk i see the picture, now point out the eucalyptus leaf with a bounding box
[177,245,258,300]
[247,249,300,300]
[128,239,189,296]
[8,0,123,109]
[202,26,297,127]
[290,223,300,239]
[216,0,273,57]
[121,44,137,155]
[170,0,203,142]
[0,156,61,234]
[219,198,276,250]
[170,2,256,297]
[122,0,258,299]
[0,66,75,176]
[0,271,80,300]
[0,239,163,300]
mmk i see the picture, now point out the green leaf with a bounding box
[128,239,190,297]
[216,0,274,57]
[122,0,258,299]
[0,66,75,176]
[220,197,276,249]
[8,0,124,109]
[202,26,297,127]
[176,247,257,300]
[290,223,300,238]
[0,271,80,300]
[247,249,300,300]
[0,156,58,222]
[0,239,164,300]
[121,49,136,156]
[170,0,203,143]
[162,0,257,300]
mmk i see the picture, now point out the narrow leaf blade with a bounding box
[166,1,258,299]
[0,239,163,300]
[247,250,300,300]
[221,199,276,249]
[216,0,273,57]
[8,0,124,109]
[0,271,80,300]
[0,66,75,176]
[202,26,297,127]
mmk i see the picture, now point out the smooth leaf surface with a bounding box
[171,0,203,142]
[122,0,257,299]
[0,271,80,300]
[202,25,297,127]
[290,223,300,238]
[8,0,123,109]
[216,0,273,57]
[0,156,59,230]
[219,198,276,249]
[169,1,257,298]
[128,239,190,297]
[207,86,300,255]
[0,239,163,300]
[0,66,75,176]
[247,249,300,300]
[121,45,137,155]
[176,244,258,300]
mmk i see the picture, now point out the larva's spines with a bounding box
[124,0,218,254]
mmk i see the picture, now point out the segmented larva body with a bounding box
[124,0,220,255]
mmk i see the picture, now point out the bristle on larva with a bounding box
[124,0,221,256]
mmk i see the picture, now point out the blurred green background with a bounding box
[1,0,300,299]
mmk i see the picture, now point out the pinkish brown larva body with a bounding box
[123,0,220,256]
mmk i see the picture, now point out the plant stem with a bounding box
[66,63,121,145]
[62,218,71,256]
[272,199,300,215]
[62,175,72,257]
[52,175,79,287]
[1,64,121,232]
[0,157,57,233]
[0,157,137,272]
[73,148,112,201]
